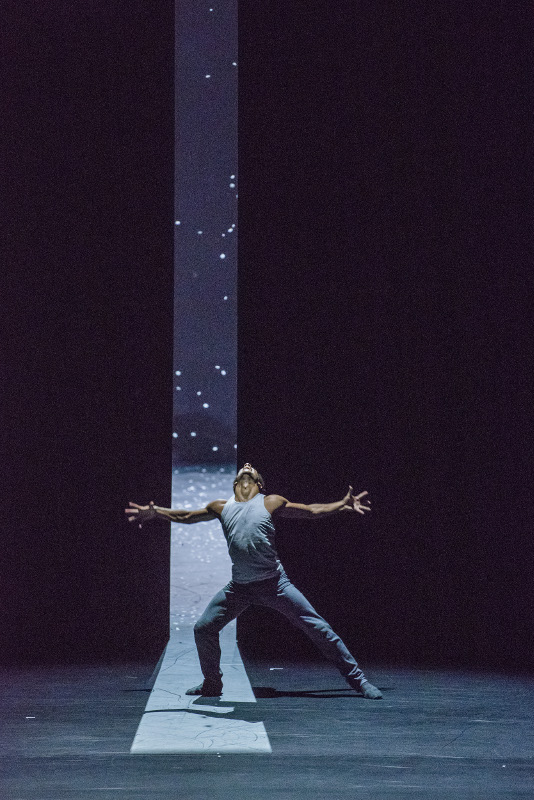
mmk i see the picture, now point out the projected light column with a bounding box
[130,3,272,753]
[171,2,237,632]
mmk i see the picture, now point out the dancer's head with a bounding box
[233,463,265,500]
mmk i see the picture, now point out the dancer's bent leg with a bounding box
[191,582,249,691]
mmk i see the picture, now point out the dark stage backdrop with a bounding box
[237,4,533,673]
[2,2,174,664]
[2,2,531,675]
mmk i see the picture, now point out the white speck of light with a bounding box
[205,74,211,79]
[197,230,203,235]
[212,446,219,451]
[202,468,207,473]
[172,432,178,438]
[220,253,226,259]
[215,365,220,369]
[203,403,209,408]
[227,228,233,233]
[232,62,237,67]
[175,220,181,225]
[231,223,236,228]
[176,386,181,390]
[190,432,197,437]
[229,183,235,188]
[196,391,202,396]
[175,370,182,376]
[234,444,238,449]
[230,175,235,179]
[223,295,228,300]
[221,370,227,376]
[221,233,226,237]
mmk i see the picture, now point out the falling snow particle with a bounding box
[220,254,226,259]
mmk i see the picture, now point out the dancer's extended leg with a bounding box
[255,571,382,699]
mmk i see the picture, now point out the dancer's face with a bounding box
[234,464,261,500]
[237,463,259,481]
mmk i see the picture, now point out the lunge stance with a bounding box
[125,463,382,699]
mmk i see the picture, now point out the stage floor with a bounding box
[2,659,533,798]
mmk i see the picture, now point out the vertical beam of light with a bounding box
[131,1,272,754]
[171,2,237,630]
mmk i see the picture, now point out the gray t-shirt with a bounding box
[220,492,281,583]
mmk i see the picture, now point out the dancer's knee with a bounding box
[193,617,212,636]
[304,616,338,641]
[194,614,224,636]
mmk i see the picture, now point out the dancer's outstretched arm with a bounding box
[125,500,226,528]
[265,486,371,519]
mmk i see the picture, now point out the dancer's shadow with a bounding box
[252,686,390,699]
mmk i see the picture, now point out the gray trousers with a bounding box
[193,569,365,686]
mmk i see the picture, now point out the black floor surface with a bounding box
[2,659,533,799]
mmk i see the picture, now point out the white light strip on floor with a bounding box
[130,626,271,754]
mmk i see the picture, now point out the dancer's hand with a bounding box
[124,501,157,528]
[342,487,371,514]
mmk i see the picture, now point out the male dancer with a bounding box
[125,463,382,699]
